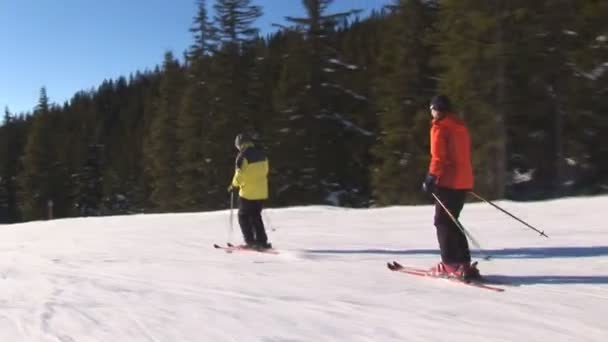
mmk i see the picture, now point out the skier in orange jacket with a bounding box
[422,95,480,280]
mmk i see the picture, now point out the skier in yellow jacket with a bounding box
[228,133,271,249]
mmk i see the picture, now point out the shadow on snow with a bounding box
[304,246,608,285]
[485,274,608,285]
[304,246,608,259]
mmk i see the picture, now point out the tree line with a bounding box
[0,0,606,223]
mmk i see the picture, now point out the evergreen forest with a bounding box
[1,0,606,223]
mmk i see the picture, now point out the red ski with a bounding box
[213,243,279,255]
[387,261,505,292]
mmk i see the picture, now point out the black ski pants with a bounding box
[434,187,471,264]
[238,197,268,245]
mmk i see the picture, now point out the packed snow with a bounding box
[0,195,607,341]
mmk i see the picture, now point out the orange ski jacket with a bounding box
[428,113,474,190]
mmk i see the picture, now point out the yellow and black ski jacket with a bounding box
[231,143,269,200]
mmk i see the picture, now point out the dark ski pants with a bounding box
[238,197,268,245]
[434,187,471,264]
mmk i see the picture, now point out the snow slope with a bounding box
[0,196,607,341]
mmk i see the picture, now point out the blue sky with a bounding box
[0,0,391,114]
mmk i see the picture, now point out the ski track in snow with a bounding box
[0,196,607,341]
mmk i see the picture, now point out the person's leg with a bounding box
[434,188,454,264]
[251,200,269,247]
[444,190,470,263]
[434,188,469,264]
[238,197,255,245]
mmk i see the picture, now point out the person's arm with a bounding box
[231,154,248,188]
[429,125,448,181]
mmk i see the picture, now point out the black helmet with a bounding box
[430,95,452,112]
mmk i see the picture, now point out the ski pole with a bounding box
[469,191,548,238]
[431,192,491,260]
[228,190,235,243]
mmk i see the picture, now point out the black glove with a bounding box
[422,174,437,193]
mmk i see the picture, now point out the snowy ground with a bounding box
[0,195,607,342]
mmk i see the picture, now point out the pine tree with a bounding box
[271,0,364,205]
[501,0,578,199]
[0,109,11,222]
[0,177,8,223]
[538,0,607,196]
[144,52,185,211]
[371,0,438,205]
[521,0,608,196]
[18,87,55,220]
[176,0,217,210]
[0,108,27,222]
[434,0,516,199]
[572,0,608,193]
[123,71,163,212]
[434,0,606,200]
[194,0,263,209]
[213,0,261,46]
[74,144,104,215]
